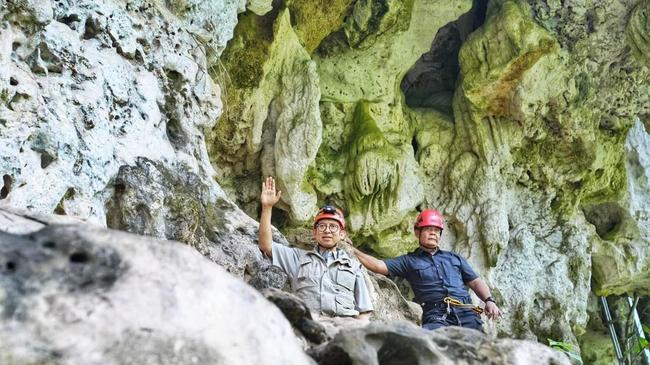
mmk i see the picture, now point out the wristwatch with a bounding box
[484,297,496,304]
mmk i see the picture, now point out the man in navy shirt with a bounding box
[353,209,501,331]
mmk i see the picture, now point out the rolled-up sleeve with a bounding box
[354,269,374,313]
[271,242,300,278]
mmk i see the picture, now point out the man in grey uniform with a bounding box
[258,176,373,321]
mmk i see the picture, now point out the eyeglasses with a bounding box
[315,223,340,233]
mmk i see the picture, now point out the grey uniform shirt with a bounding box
[272,242,373,317]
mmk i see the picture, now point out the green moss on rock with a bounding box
[459,0,558,116]
[220,11,277,89]
[209,9,279,173]
[344,102,403,228]
[342,0,414,49]
[627,1,650,67]
[287,0,355,54]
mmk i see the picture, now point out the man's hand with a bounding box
[261,176,282,207]
[357,312,371,325]
[259,176,281,258]
[484,301,502,320]
[466,279,502,320]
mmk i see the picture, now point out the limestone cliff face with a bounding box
[1,0,649,362]
[0,0,275,280]
[0,0,417,333]
[0,0,244,219]
[212,0,650,353]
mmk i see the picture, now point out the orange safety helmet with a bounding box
[314,205,346,230]
[414,209,444,233]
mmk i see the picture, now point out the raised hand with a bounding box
[261,176,282,208]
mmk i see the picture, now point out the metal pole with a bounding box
[601,296,625,364]
[627,297,650,365]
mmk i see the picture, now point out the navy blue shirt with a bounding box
[384,248,478,305]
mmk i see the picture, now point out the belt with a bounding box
[444,297,484,314]
[421,298,484,314]
[420,301,447,309]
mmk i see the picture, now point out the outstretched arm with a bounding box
[352,247,389,276]
[467,278,502,320]
[259,176,281,258]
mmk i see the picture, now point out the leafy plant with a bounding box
[548,339,583,365]
[631,337,648,355]
[622,323,650,361]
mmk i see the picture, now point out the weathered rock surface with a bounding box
[1,0,649,363]
[212,0,472,234]
[211,8,323,222]
[262,287,331,345]
[214,0,650,359]
[309,322,571,365]
[591,120,650,294]
[0,210,312,365]
[0,0,288,299]
[0,0,226,222]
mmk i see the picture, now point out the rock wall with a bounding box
[0,0,421,329]
[0,0,275,284]
[1,0,649,362]
[211,0,650,355]
[0,0,228,220]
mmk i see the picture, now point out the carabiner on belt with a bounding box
[444,296,484,314]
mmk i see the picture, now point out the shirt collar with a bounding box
[416,247,441,256]
[311,246,351,262]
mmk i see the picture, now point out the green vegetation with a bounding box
[548,339,583,364]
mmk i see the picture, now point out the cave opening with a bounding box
[400,0,488,117]
[582,202,625,240]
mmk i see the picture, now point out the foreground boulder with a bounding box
[0,209,582,365]
[0,216,312,365]
[262,288,331,345]
[309,322,571,365]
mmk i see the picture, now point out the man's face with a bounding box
[417,226,442,250]
[313,218,343,249]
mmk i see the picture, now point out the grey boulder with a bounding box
[0,219,312,365]
[309,321,571,365]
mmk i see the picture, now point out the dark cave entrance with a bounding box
[400,0,488,117]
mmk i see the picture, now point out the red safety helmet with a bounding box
[314,205,345,230]
[414,209,444,233]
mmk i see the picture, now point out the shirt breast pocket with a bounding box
[296,257,318,289]
[412,261,436,281]
[336,266,356,291]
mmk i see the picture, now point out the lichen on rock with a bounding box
[343,101,422,240]
[211,8,322,222]
[2,0,650,363]
[459,0,558,117]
